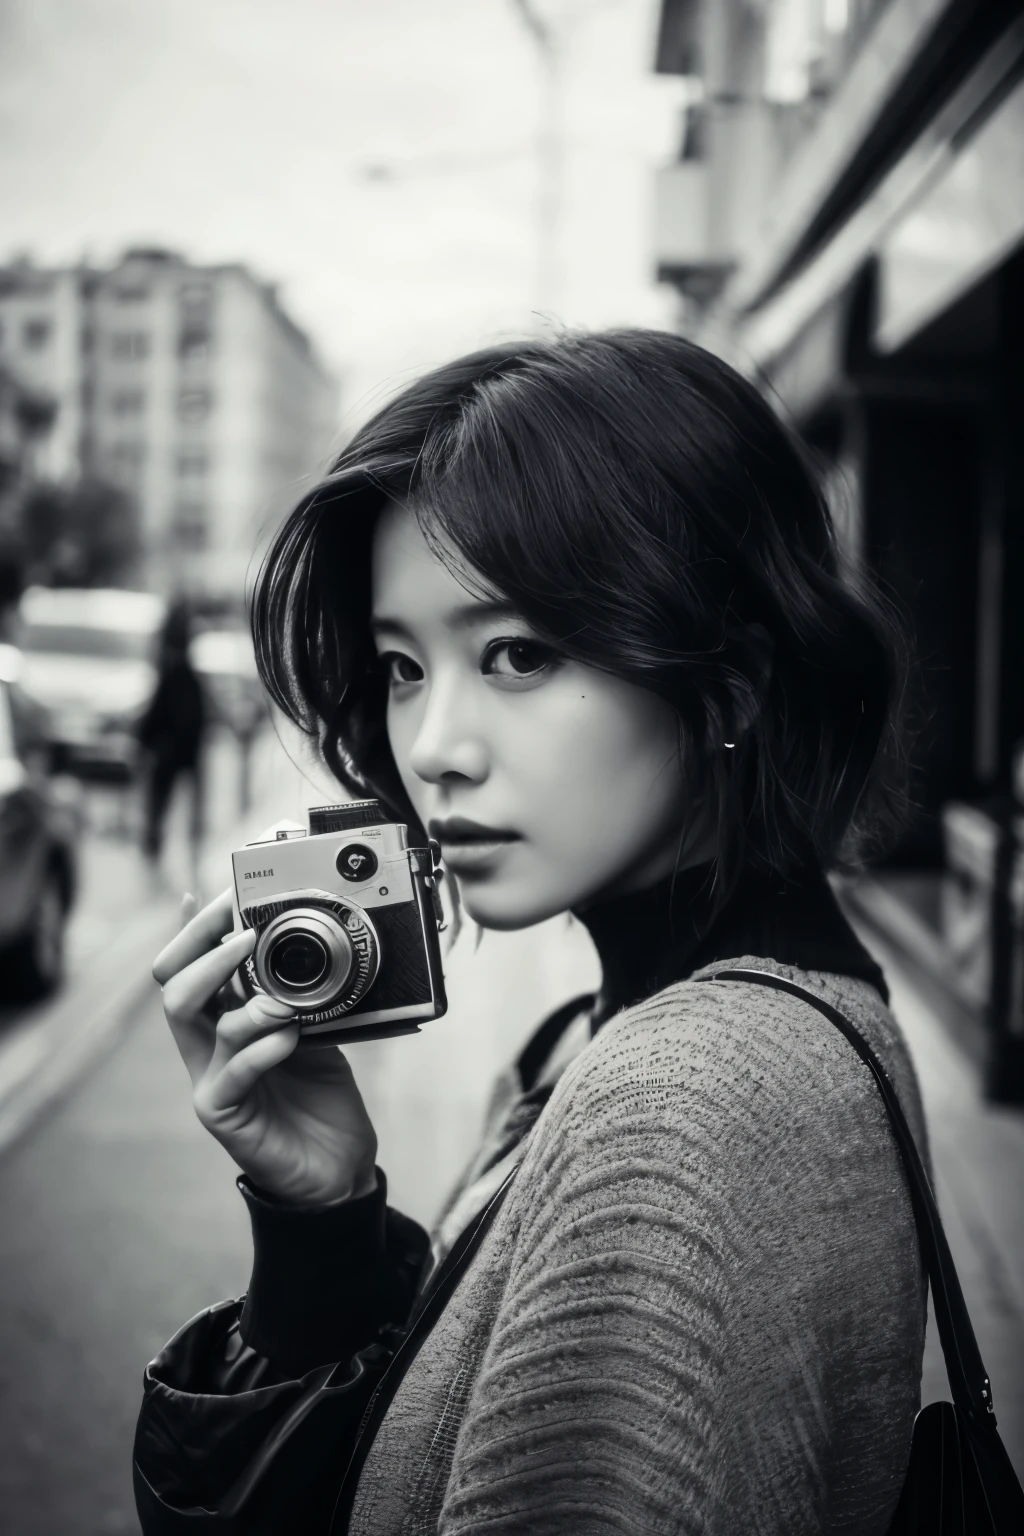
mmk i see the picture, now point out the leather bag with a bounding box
[703,968,1024,1536]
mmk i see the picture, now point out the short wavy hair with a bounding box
[252,329,908,910]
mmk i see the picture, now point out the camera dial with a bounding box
[336,843,379,883]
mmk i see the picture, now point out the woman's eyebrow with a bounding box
[370,599,522,639]
[369,615,412,640]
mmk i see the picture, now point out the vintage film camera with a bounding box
[230,799,447,1046]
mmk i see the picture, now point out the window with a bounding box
[111,332,150,360]
[177,449,209,476]
[22,318,51,350]
[179,281,212,309]
[178,388,211,423]
[108,440,146,475]
[179,283,214,347]
[111,388,145,416]
[174,500,207,550]
[178,327,212,361]
[175,523,207,551]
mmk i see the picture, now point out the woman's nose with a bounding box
[406,680,489,785]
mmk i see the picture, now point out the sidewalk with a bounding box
[0,726,295,1157]
[840,902,1024,1477]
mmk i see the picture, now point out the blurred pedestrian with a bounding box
[137,598,206,871]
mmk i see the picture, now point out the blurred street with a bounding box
[0,727,1018,1533]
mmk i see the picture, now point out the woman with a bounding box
[135,331,926,1535]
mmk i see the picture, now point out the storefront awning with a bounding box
[875,73,1024,353]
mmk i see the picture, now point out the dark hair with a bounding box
[252,329,908,909]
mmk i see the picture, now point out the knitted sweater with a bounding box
[350,955,928,1535]
[135,865,928,1535]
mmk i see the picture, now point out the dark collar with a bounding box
[572,860,887,1034]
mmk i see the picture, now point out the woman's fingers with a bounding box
[209,994,296,1072]
[199,1022,301,1117]
[159,930,256,1086]
[153,887,235,985]
[165,1010,217,1086]
[160,928,255,1031]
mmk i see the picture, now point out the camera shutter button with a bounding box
[336,843,378,883]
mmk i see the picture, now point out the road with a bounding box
[0,742,1020,1532]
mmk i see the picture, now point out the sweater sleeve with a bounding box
[133,1170,430,1534]
[437,985,924,1535]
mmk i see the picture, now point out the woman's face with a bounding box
[370,503,699,930]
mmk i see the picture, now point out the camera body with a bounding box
[230,799,447,1046]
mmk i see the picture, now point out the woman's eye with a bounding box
[482,639,556,679]
[377,652,423,686]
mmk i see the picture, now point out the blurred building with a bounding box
[0,361,58,629]
[653,0,1024,1091]
[0,364,57,512]
[0,264,82,483]
[0,250,338,604]
[654,0,1024,852]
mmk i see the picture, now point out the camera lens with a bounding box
[269,932,329,990]
[252,906,358,1010]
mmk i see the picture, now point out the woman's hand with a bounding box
[152,889,379,1207]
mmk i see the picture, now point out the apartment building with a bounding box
[654,0,1024,837]
[0,250,338,602]
[653,0,1024,1093]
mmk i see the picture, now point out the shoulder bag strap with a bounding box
[330,1164,517,1532]
[699,967,997,1432]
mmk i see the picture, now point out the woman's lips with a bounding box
[429,816,518,843]
[438,838,518,871]
[433,826,521,872]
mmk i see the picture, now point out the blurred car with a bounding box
[189,627,266,736]
[0,645,80,1000]
[17,586,167,781]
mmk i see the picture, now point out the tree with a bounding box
[19,476,142,588]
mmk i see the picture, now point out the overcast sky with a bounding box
[0,0,685,425]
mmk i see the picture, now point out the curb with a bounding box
[0,902,177,1158]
